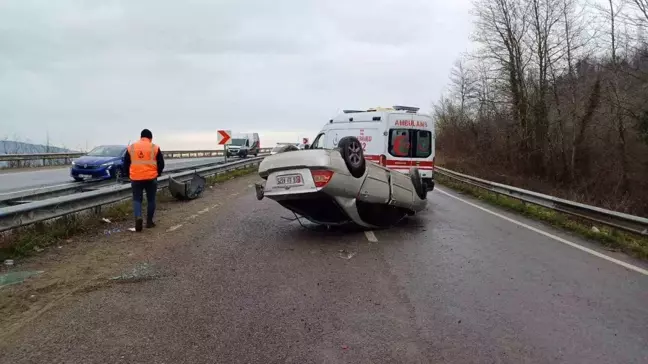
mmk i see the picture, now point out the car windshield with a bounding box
[230,138,246,146]
[86,146,125,157]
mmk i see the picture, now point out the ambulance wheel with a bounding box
[338,136,366,178]
[409,167,427,200]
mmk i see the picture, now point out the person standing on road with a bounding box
[123,129,165,232]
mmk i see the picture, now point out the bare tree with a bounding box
[473,0,534,167]
[528,0,564,173]
[449,57,478,127]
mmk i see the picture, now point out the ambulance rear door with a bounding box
[385,113,434,179]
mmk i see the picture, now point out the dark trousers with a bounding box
[131,179,157,221]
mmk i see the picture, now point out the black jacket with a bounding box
[123,145,165,179]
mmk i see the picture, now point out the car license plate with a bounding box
[79,174,91,178]
[276,174,303,186]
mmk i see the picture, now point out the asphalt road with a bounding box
[1,178,647,363]
[0,157,224,194]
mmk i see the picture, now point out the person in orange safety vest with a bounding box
[123,129,165,232]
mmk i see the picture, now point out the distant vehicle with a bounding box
[227,133,260,158]
[70,145,127,182]
[271,143,299,155]
[256,135,428,228]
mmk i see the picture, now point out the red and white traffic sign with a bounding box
[217,130,232,145]
[302,137,309,145]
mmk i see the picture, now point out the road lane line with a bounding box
[364,231,378,242]
[436,188,648,276]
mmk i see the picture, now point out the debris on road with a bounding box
[103,228,122,235]
[591,226,600,233]
[101,218,112,223]
[169,173,206,201]
[33,246,44,253]
[4,259,14,266]
[338,250,356,260]
[0,270,44,288]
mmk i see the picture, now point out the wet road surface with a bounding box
[0,157,224,194]
[1,179,646,363]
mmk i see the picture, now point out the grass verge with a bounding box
[0,166,258,261]
[436,173,648,261]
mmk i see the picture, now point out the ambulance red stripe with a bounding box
[364,154,434,168]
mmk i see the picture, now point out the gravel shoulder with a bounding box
[0,173,260,344]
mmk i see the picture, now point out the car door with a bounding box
[389,169,415,209]
[357,163,390,204]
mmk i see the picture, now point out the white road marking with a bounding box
[197,208,209,214]
[436,188,648,276]
[364,230,378,243]
[166,224,183,232]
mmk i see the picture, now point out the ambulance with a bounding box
[309,105,435,190]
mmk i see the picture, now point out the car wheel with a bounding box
[409,167,427,200]
[338,136,366,178]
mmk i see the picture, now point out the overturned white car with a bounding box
[255,136,428,228]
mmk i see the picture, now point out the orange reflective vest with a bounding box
[128,138,160,181]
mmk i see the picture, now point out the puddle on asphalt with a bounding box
[0,270,44,288]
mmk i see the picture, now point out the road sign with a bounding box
[217,130,232,145]
[302,137,309,145]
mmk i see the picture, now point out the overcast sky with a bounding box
[0,0,473,151]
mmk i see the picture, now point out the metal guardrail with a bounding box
[435,166,648,236]
[0,157,264,232]
[0,148,273,163]
[0,157,247,207]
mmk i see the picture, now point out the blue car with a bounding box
[70,145,127,181]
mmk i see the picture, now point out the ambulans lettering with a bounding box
[394,120,428,128]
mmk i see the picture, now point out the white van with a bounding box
[227,132,261,158]
[309,105,435,190]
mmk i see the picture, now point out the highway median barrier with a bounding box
[0,148,274,169]
[0,160,261,260]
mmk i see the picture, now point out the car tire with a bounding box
[337,136,366,178]
[409,167,427,200]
